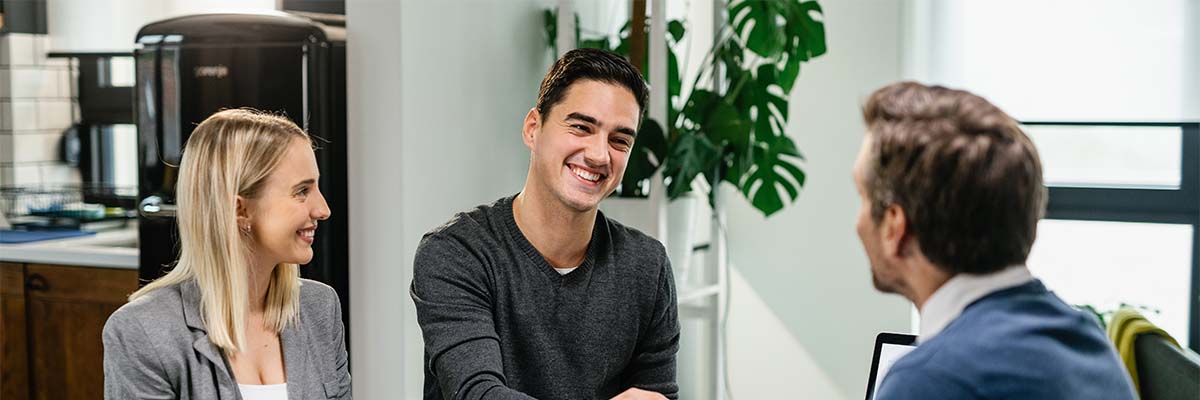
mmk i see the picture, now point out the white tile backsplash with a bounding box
[11,133,62,163]
[59,68,72,98]
[9,101,39,131]
[0,101,10,130]
[40,164,80,185]
[9,68,63,99]
[0,166,12,187]
[0,67,9,99]
[31,36,50,66]
[0,34,36,66]
[1,33,84,188]
[37,100,73,131]
[0,134,12,163]
[10,164,42,186]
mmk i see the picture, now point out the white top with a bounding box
[238,383,288,400]
[554,266,578,275]
[918,265,1035,341]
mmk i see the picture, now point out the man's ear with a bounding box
[880,204,911,258]
[522,108,540,150]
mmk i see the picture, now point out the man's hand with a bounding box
[610,388,668,400]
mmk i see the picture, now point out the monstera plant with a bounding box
[545,0,827,217]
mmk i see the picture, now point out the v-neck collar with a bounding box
[501,194,605,282]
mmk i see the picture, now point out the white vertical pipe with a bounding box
[556,0,576,56]
[900,0,933,81]
[648,0,668,242]
[709,4,728,400]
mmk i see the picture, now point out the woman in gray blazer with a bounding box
[103,109,351,399]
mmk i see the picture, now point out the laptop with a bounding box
[864,332,918,400]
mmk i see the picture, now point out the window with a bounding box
[1024,122,1199,351]
[909,0,1200,350]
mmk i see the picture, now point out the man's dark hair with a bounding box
[535,48,649,124]
[862,81,1047,275]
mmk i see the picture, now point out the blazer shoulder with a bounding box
[298,278,343,330]
[299,278,340,310]
[105,283,186,335]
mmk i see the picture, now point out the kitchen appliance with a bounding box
[46,51,139,211]
[134,12,348,334]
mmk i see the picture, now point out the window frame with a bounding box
[1023,121,1200,352]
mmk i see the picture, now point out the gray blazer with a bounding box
[102,278,351,399]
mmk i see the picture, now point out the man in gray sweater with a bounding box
[411,48,680,400]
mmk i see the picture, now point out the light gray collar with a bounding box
[918,265,1034,341]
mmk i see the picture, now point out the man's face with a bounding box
[853,135,905,294]
[524,79,640,212]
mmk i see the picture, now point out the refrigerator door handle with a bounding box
[139,195,177,218]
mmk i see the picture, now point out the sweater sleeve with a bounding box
[620,247,681,399]
[411,233,537,400]
[875,365,977,400]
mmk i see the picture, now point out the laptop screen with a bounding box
[865,333,917,400]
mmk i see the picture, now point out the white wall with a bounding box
[346,0,553,398]
[720,1,911,398]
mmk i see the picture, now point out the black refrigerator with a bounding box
[134,12,349,335]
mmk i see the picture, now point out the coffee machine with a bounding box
[134,12,348,332]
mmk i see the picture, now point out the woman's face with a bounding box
[239,138,331,266]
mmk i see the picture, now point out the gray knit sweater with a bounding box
[411,195,679,400]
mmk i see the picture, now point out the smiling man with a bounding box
[411,49,679,400]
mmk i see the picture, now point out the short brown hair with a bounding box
[861,82,1046,275]
[536,48,649,124]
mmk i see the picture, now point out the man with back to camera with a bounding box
[410,48,679,400]
[853,82,1137,399]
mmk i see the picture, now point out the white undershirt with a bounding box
[238,383,288,400]
[554,266,578,275]
[918,265,1035,342]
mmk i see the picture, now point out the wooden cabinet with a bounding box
[0,262,138,400]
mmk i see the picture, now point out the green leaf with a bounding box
[730,65,790,143]
[684,90,751,151]
[740,134,806,216]
[668,48,681,100]
[778,55,801,92]
[668,20,686,43]
[663,130,721,199]
[543,9,557,54]
[784,0,827,61]
[616,118,669,197]
[730,0,788,58]
[639,117,669,160]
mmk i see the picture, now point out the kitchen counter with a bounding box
[0,227,138,269]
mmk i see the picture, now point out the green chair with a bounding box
[1133,334,1200,400]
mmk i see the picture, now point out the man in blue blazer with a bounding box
[852,81,1137,399]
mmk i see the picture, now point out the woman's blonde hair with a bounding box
[130,108,311,353]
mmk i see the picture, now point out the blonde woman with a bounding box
[103,109,350,399]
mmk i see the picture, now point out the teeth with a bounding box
[299,230,315,238]
[571,166,601,182]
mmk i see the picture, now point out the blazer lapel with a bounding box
[181,281,239,399]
